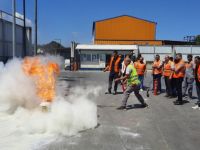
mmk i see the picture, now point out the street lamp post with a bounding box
[12,0,16,58]
[23,0,26,57]
[34,0,38,55]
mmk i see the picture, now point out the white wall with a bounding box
[139,45,200,62]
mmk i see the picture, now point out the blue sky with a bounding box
[0,0,200,46]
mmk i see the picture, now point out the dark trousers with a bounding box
[174,77,183,101]
[182,77,194,98]
[171,78,177,96]
[108,72,119,92]
[138,75,144,90]
[196,81,200,104]
[153,74,162,92]
[164,76,172,96]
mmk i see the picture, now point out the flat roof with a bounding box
[76,44,138,50]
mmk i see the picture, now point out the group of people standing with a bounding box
[152,53,200,107]
[104,50,200,109]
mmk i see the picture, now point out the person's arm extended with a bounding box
[103,66,110,72]
[115,74,129,82]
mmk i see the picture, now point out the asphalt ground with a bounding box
[42,71,200,150]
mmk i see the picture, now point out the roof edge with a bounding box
[93,15,157,25]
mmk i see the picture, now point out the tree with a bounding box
[195,35,200,45]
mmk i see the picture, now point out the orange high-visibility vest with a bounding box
[173,60,185,78]
[134,61,146,75]
[109,56,121,73]
[198,65,200,82]
[152,60,162,75]
[163,61,173,77]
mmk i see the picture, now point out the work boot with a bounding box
[173,100,183,105]
[164,94,169,97]
[117,106,126,110]
[141,103,148,108]
[105,89,111,94]
[108,89,111,94]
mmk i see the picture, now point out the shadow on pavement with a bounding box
[59,78,77,82]
[97,105,117,108]
[126,104,147,110]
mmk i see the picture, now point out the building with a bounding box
[0,10,33,63]
[93,15,159,45]
[76,44,137,70]
[74,15,194,70]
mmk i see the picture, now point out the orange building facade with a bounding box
[93,15,161,45]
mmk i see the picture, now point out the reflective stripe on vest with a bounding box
[127,64,140,86]
[109,56,121,73]
[173,60,185,78]
[153,60,162,75]
[134,61,146,75]
[163,61,172,77]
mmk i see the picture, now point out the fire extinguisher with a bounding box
[121,82,125,92]
[154,79,158,95]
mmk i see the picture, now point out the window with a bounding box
[100,54,105,61]
[92,54,99,62]
[86,54,91,61]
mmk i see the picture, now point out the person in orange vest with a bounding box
[192,56,200,109]
[104,50,122,95]
[182,54,195,100]
[172,53,186,105]
[134,56,146,91]
[152,54,163,94]
[136,54,146,64]
[169,56,177,97]
[163,55,174,97]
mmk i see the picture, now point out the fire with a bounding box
[22,56,60,102]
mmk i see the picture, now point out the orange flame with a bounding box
[22,56,60,102]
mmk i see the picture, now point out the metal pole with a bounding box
[23,0,26,57]
[12,0,16,58]
[34,0,38,55]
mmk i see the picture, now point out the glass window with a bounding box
[92,54,99,62]
[81,54,87,61]
[86,54,91,61]
[100,54,105,61]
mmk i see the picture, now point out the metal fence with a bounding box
[138,45,200,62]
[0,10,33,63]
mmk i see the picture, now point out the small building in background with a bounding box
[76,44,137,70]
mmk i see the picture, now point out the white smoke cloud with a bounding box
[0,56,101,150]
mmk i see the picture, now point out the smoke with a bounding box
[0,58,39,113]
[0,56,101,150]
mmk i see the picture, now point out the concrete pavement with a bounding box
[42,71,200,150]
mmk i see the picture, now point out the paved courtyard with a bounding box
[43,71,200,150]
